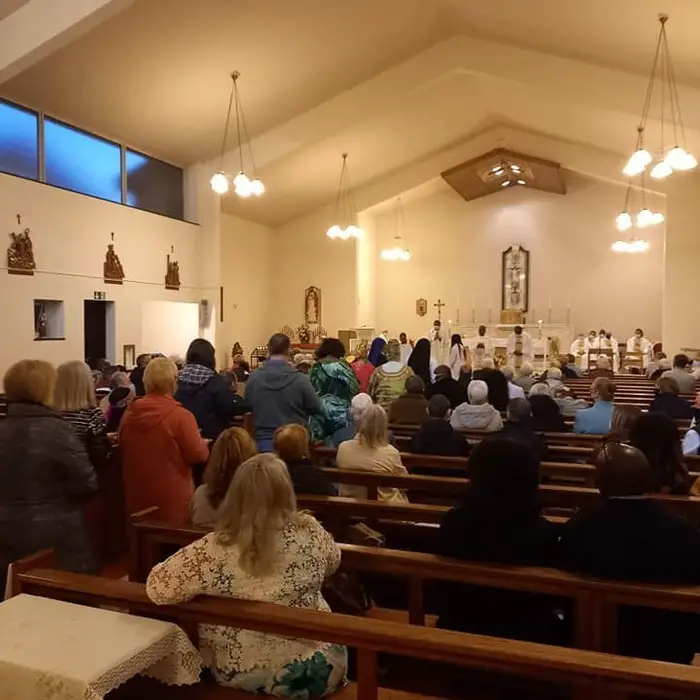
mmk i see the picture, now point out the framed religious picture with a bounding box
[501,244,530,313]
[123,344,136,369]
[415,298,427,317]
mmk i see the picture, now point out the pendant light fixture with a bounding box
[326,153,363,240]
[615,161,664,237]
[380,197,412,261]
[622,15,697,179]
[210,71,264,197]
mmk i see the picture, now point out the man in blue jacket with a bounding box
[246,334,323,451]
[574,377,615,434]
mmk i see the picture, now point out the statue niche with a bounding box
[7,214,36,276]
[104,233,125,285]
[304,286,321,325]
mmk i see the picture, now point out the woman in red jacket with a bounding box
[119,358,209,520]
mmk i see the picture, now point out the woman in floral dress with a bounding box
[146,453,347,697]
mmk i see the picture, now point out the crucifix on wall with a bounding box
[433,298,446,322]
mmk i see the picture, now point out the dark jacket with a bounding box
[388,394,429,425]
[561,498,700,663]
[246,359,322,443]
[437,502,563,644]
[409,418,469,457]
[588,368,615,381]
[0,403,98,582]
[473,369,509,412]
[130,365,146,396]
[529,395,567,432]
[560,364,578,379]
[175,364,250,440]
[648,394,694,420]
[426,377,467,409]
[495,420,546,462]
[284,458,337,496]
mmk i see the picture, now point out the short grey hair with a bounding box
[547,367,562,380]
[501,365,515,381]
[481,357,495,370]
[507,397,532,422]
[519,363,533,377]
[529,382,552,397]
[596,355,611,370]
[467,380,489,405]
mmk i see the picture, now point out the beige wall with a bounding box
[370,175,665,343]
[268,206,357,337]
[0,173,203,376]
[219,212,273,361]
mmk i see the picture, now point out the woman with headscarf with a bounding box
[407,338,435,386]
[368,339,414,410]
[449,334,468,381]
[367,338,387,367]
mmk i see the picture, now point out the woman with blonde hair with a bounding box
[54,360,110,463]
[190,427,257,526]
[120,357,209,520]
[147,453,347,696]
[336,404,408,502]
[0,360,97,582]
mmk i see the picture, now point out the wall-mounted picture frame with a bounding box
[123,344,136,369]
[501,244,530,312]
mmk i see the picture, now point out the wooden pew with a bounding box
[126,517,700,659]
[19,568,700,700]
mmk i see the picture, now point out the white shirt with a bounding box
[399,343,412,364]
[508,382,526,399]
[683,428,700,456]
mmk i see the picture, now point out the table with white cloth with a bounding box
[0,593,203,700]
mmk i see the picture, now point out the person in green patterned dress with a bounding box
[308,338,360,444]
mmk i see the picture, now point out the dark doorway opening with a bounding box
[84,300,110,368]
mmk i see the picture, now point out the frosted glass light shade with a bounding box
[210,172,229,194]
[623,149,652,176]
[650,161,673,179]
[636,208,654,227]
[249,178,265,196]
[615,212,633,231]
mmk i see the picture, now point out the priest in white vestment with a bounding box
[429,320,444,363]
[582,330,597,371]
[626,328,653,368]
[467,325,493,356]
[606,332,620,372]
[506,325,533,370]
[570,334,587,370]
[398,332,412,364]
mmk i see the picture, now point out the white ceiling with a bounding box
[2,0,699,225]
[0,0,28,21]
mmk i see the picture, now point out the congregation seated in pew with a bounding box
[425,364,466,409]
[450,380,503,432]
[528,390,567,432]
[573,377,615,434]
[608,405,642,441]
[191,427,257,527]
[495,398,546,462]
[437,440,564,644]
[273,423,337,497]
[560,442,700,664]
[409,395,469,457]
[147,453,348,696]
[388,375,429,425]
[662,354,697,394]
[336,404,408,503]
[649,376,695,420]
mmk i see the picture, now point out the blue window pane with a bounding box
[0,100,38,179]
[44,119,122,203]
[126,150,184,219]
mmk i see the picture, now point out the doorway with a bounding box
[84,300,115,367]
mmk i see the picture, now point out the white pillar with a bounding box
[355,212,376,330]
[663,172,700,354]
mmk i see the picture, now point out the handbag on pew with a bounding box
[323,523,385,616]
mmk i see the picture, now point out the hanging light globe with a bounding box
[249,179,265,196]
[650,161,673,179]
[623,149,652,176]
[636,208,654,227]
[676,151,698,171]
[664,147,688,170]
[210,172,229,194]
[611,240,630,253]
[326,225,342,239]
[650,211,665,225]
[615,212,633,231]
[345,225,364,239]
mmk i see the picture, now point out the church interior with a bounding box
[3,1,700,699]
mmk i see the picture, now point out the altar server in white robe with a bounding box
[626,328,653,368]
[594,330,616,372]
[398,332,412,364]
[506,325,533,371]
[468,325,493,356]
[570,333,587,370]
[605,332,620,372]
[429,320,444,363]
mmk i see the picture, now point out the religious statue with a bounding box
[415,298,427,317]
[7,214,36,276]
[165,248,181,290]
[304,286,321,325]
[231,342,243,358]
[103,233,125,284]
[35,304,47,339]
[501,244,529,312]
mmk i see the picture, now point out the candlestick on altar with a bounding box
[547,308,552,324]
[456,307,460,324]
[488,308,492,323]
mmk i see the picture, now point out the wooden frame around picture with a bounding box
[501,245,530,313]
[123,344,135,369]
